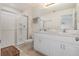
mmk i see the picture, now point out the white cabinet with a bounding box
[50,40,64,56]
[33,34,49,55]
[33,34,40,51]
[39,37,49,55]
[50,41,79,56]
[62,42,79,56]
[33,33,79,56]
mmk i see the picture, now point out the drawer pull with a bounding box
[0,40,1,43]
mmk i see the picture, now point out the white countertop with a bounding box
[35,31,79,37]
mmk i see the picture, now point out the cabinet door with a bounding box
[39,37,49,55]
[50,40,64,56]
[49,35,65,56]
[34,34,40,51]
[64,42,79,56]
[34,34,50,55]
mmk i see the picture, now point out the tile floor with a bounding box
[17,40,43,56]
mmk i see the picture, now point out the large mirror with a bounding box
[34,3,79,33]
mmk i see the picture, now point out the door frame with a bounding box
[22,15,29,40]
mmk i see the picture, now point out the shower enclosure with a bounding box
[0,8,28,48]
[16,15,28,45]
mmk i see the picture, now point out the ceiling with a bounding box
[0,3,76,12]
[0,3,77,16]
[0,3,42,12]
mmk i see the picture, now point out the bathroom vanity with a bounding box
[33,32,79,56]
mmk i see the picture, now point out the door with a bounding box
[0,10,16,48]
[16,15,27,45]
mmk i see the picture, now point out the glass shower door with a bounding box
[16,15,27,45]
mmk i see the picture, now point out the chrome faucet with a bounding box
[63,29,66,32]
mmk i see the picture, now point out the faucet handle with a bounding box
[63,29,66,32]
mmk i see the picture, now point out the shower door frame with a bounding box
[15,15,29,46]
